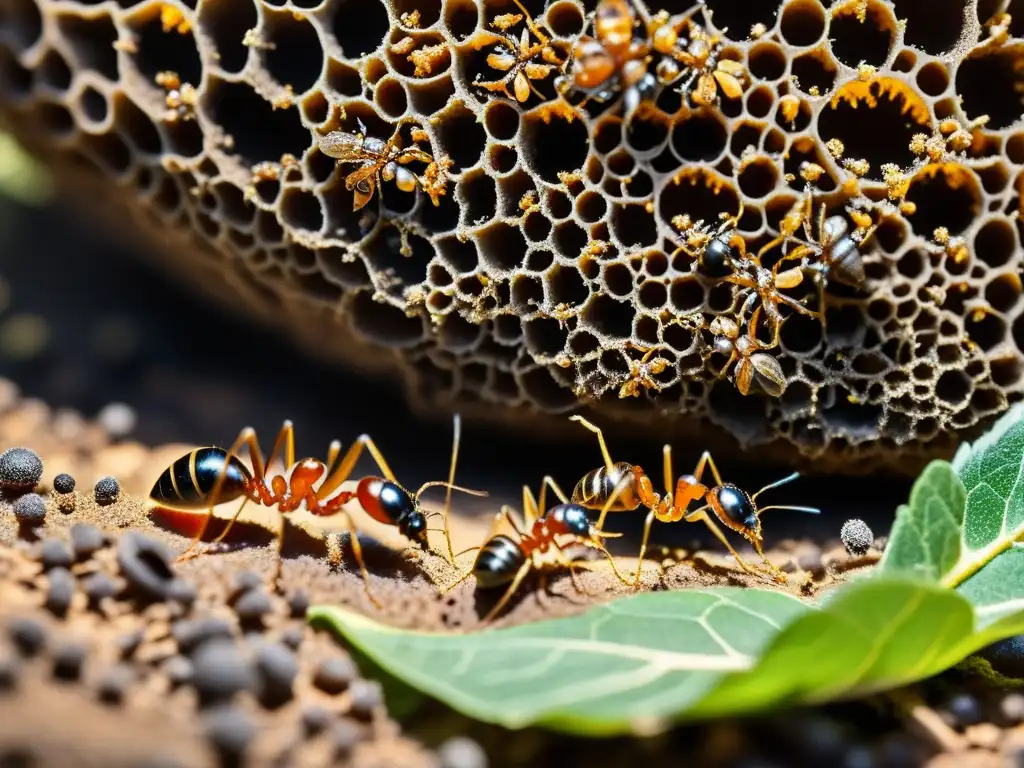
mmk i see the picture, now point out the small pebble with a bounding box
[83,572,119,606]
[231,571,262,596]
[97,663,134,705]
[70,523,104,561]
[280,625,303,650]
[97,402,136,438]
[330,721,363,757]
[301,705,332,735]
[233,588,272,622]
[313,656,357,694]
[438,737,488,768]
[203,705,255,761]
[946,692,983,728]
[8,617,46,656]
[192,638,254,705]
[0,651,20,691]
[52,473,75,494]
[254,642,298,707]
[164,655,193,688]
[287,589,309,618]
[1003,693,1024,724]
[167,579,197,607]
[94,476,120,505]
[115,628,145,659]
[796,548,823,574]
[840,519,874,556]
[117,532,176,600]
[172,618,234,655]
[52,640,87,681]
[39,538,73,570]
[0,447,43,491]
[348,679,383,719]
[13,493,46,526]
[45,567,75,618]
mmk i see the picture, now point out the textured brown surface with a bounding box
[1,0,1022,473]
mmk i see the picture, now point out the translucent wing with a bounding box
[751,353,786,397]
[317,131,364,161]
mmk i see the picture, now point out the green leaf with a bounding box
[879,460,965,581]
[0,132,53,207]
[309,578,1024,735]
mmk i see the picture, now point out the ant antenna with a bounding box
[750,471,800,501]
[441,414,460,563]
[758,505,821,515]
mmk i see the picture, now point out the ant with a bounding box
[317,118,448,211]
[709,307,786,397]
[442,475,633,622]
[473,0,565,104]
[149,416,485,605]
[569,416,820,584]
[671,204,821,346]
[555,0,660,119]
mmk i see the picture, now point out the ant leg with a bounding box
[335,509,381,609]
[631,508,658,587]
[553,541,594,597]
[569,415,616,473]
[663,444,674,497]
[483,561,533,623]
[437,414,461,564]
[316,434,397,500]
[539,475,571,508]
[691,450,725,487]
[683,505,761,577]
[209,420,295,548]
[177,426,267,561]
[325,439,342,476]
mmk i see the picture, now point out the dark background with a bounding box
[0,194,913,549]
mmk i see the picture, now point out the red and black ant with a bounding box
[442,475,633,622]
[569,416,819,584]
[149,416,485,605]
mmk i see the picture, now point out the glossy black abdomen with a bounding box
[150,448,252,509]
[473,535,526,589]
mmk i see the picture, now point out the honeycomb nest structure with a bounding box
[1,0,1023,473]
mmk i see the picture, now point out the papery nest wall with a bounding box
[1,0,1023,474]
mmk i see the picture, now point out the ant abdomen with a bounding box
[474,535,527,588]
[357,477,414,525]
[572,462,644,511]
[544,503,591,537]
[710,483,758,535]
[150,448,252,509]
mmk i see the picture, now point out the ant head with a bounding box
[401,511,429,548]
[712,484,761,541]
[699,235,737,278]
[561,504,591,537]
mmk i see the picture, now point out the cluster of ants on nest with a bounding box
[150,412,823,622]
[308,0,932,402]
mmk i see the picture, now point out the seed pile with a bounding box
[1,0,1022,472]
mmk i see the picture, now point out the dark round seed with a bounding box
[0,447,43,491]
[13,493,46,526]
[39,538,73,570]
[52,473,75,494]
[313,656,357,695]
[52,640,87,681]
[167,579,197,607]
[70,523,104,561]
[231,571,262,596]
[164,655,193,688]
[280,625,303,650]
[877,734,920,768]
[330,721,362,758]
[301,705,331,736]
[0,650,20,691]
[115,628,145,659]
[287,589,309,619]
[840,519,874,556]
[233,588,272,622]
[172,618,235,655]
[45,567,75,618]
[97,663,134,705]
[192,638,254,705]
[8,617,47,656]
[348,679,383,719]
[841,745,877,768]
[93,476,120,505]
[203,705,255,761]
[117,532,176,600]
[83,572,119,606]
[254,641,298,707]
[946,692,983,727]
[438,737,488,768]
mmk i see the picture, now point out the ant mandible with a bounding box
[442,475,634,622]
[568,416,820,584]
[149,415,485,605]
